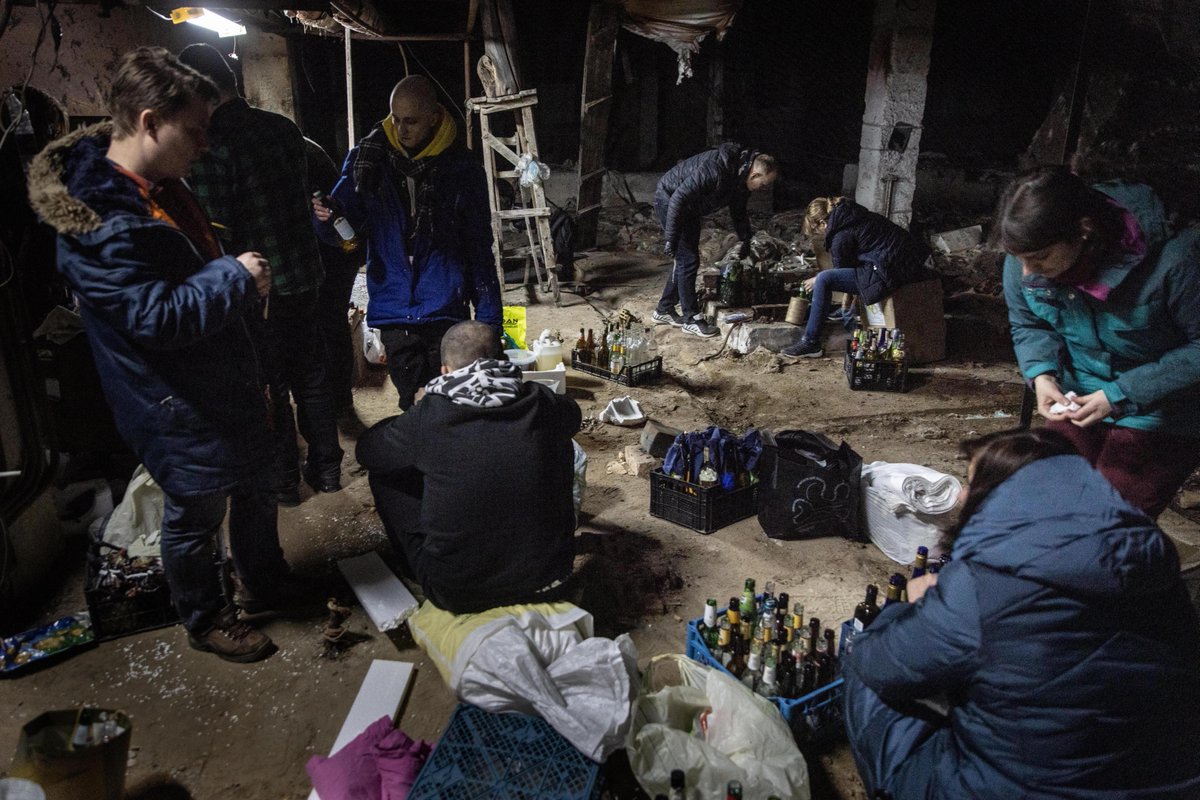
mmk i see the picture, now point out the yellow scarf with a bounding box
[382,105,457,159]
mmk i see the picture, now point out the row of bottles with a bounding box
[850,326,906,362]
[695,579,841,700]
[658,770,782,800]
[573,319,655,374]
[842,546,952,652]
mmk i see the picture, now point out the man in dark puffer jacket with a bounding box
[357,321,582,613]
[652,143,778,338]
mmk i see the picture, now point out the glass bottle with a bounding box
[574,327,588,364]
[739,579,756,619]
[698,446,718,488]
[853,584,881,631]
[313,190,359,252]
[669,769,686,800]
[725,780,744,800]
[911,545,929,579]
[596,323,610,369]
[884,573,907,606]
[701,598,719,650]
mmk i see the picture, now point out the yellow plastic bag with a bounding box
[502,305,527,350]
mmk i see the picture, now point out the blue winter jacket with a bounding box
[845,455,1200,799]
[28,124,272,496]
[316,144,500,329]
[1004,182,1200,436]
[824,200,930,305]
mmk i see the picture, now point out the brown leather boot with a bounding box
[187,607,276,663]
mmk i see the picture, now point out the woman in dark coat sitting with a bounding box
[783,196,929,358]
[842,428,1200,799]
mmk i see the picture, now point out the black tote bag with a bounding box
[756,430,863,540]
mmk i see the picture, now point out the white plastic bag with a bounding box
[628,655,810,800]
[860,461,960,563]
[100,465,163,558]
[362,324,387,365]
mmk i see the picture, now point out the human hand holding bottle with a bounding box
[311,194,333,223]
[237,251,271,297]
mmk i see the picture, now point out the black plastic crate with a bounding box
[409,703,603,800]
[85,554,179,642]
[649,469,758,534]
[843,341,909,392]
[571,351,662,386]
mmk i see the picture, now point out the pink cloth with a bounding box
[306,716,432,800]
[1071,198,1148,302]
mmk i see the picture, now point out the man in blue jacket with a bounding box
[29,48,299,662]
[313,75,500,410]
[652,144,778,338]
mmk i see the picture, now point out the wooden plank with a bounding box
[575,0,621,249]
[482,132,522,167]
[497,208,552,220]
[307,659,416,800]
[481,0,522,95]
[337,552,419,632]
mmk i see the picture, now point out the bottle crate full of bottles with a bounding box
[650,470,759,534]
[683,580,847,747]
[843,326,909,392]
[570,320,662,386]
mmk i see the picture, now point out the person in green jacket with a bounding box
[997,165,1200,518]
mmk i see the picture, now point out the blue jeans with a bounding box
[160,472,289,633]
[804,268,860,341]
[654,197,703,321]
[842,669,946,799]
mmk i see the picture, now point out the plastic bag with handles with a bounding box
[627,654,810,800]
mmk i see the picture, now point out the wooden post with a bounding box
[344,26,355,145]
[574,0,620,250]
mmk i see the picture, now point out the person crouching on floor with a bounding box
[356,320,583,613]
[841,427,1200,800]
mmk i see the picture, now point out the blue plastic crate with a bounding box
[685,616,845,747]
[408,703,603,800]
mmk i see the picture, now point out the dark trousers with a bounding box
[160,471,289,633]
[1045,420,1200,518]
[380,320,457,411]
[316,258,359,417]
[654,197,703,322]
[266,290,344,487]
[367,470,423,581]
[804,268,860,341]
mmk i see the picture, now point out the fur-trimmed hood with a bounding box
[28,121,150,236]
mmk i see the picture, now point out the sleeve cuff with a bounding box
[1101,381,1136,418]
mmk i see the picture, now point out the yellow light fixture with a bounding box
[170,8,247,37]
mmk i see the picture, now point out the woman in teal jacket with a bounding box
[998,166,1200,517]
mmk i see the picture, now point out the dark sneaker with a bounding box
[781,338,824,358]
[826,307,850,322]
[302,462,342,494]
[681,318,720,338]
[188,608,276,663]
[651,309,685,327]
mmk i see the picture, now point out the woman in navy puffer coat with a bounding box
[783,196,929,358]
[843,428,1200,800]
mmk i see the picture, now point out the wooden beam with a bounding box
[575,1,621,249]
[480,0,522,95]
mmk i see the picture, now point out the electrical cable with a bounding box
[143,6,171,21]
[398,42,469,129]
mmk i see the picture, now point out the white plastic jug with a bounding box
[531,330,563,371]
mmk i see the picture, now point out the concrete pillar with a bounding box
[240,31,296,121]
[854,0,936,229]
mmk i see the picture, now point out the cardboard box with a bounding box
[860,279,946,364]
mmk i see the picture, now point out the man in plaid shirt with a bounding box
[180,44,344,513]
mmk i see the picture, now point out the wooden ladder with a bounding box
[467,88,561,305]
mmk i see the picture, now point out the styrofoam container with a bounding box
[504,348,537,371]
[522,361,567,395]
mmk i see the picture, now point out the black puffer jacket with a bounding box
[356,382,582,613]
[656,142,757,250]
[826,200,930,305]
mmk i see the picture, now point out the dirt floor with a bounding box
[4,213,1199,799]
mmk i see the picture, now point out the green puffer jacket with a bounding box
[1003,182,1200,437]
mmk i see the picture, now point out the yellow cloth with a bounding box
[409,600,590,686]
[381,105,457,160]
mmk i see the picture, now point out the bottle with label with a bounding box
[739,578,756,619]
[853,584,881,632]
[701,598,719,650]
[883,573,906,606]
[756,653,779,699]
[698,446,719,488]
[313,190,360,252]
[911,545,929,579]
[574,328,589,364]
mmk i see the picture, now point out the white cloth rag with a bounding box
[865,462,961,515]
